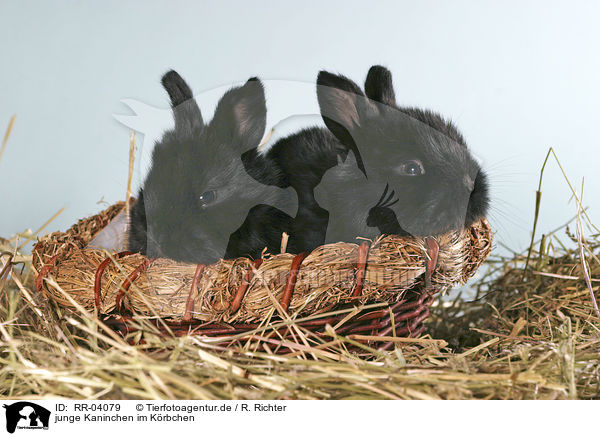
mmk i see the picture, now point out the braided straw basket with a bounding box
[32,201,492,345]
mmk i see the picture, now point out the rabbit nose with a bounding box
[464,175,475,192]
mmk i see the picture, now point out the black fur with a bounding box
[161,70,203,136]
[313,65,490,239]
[245,127,350,252]
[128,189,147,254]
[364,65,396,107]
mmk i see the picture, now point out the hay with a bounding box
[31,202,492,323]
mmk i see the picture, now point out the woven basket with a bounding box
[32,201,492,347]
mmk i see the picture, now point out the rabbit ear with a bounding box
[211,78,267,149]
[316,71,368,176]
[364,65,396,107]
[161,70,203,135]
[317,71,364,136]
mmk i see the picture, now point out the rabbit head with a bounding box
[316,65,489,236]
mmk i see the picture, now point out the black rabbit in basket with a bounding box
[127,71,299,263]
[245,65,490,246]
[313,65,490,242]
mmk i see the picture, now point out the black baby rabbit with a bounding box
[311,65,490,242]
[127,70,297,263]
[246,65,489,248]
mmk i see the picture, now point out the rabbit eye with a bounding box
[199,190,217,206]
[398,160,425,176]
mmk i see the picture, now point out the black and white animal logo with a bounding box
[3,402,51,434]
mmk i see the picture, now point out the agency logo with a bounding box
[2,402,50,434]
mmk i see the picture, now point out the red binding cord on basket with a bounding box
[182,264,206,322]
[280,252,308,312]
[94,251,133,310]
[230,259,263,314]
[35,254,59,292]
[115,258,153,312]
[424,237,440,288]
[352,241,371,297]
